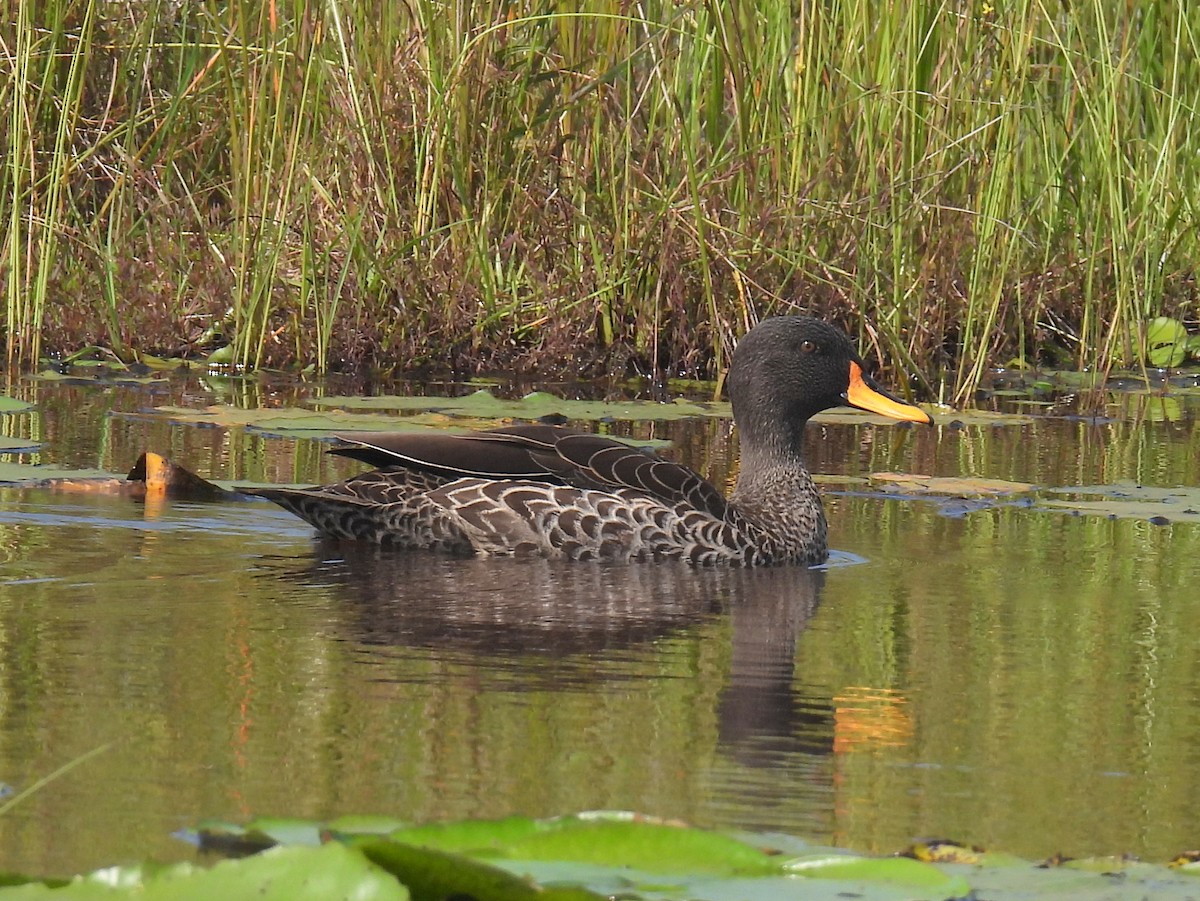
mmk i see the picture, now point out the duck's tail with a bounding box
[240,485,475,554]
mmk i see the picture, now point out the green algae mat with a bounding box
[5,812,1200,900]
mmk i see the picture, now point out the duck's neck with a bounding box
[730,433,813,504]
[728,426,827,563]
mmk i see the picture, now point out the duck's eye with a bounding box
[799,340,817,354]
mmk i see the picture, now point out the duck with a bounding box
[244,316,932,565]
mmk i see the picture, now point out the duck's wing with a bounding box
[329,425,574,481]
[330,424,730,518]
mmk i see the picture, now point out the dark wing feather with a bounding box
[552,434,729,519]
[329,426,576,482]
[328,424,730,519]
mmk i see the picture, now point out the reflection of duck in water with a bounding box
[300,547,836,809]
[302,548,819,660]
[245,317,931,564]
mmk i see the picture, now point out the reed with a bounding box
[2,0,1197,399]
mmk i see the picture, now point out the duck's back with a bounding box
[242,425,822,564]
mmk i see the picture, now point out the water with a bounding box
[0,374,1198,876]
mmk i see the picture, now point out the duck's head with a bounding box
[727,316,932,453]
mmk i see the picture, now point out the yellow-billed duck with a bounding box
[244,316,932,564]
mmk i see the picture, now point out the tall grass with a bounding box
[2,0,1197,400]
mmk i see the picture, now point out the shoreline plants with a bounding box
[3,0,1198,402]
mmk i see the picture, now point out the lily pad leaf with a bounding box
[311,390,935,427]
[1040,483,1200,524]
[869,473,1036,497]
[0,435,42,452]
[496,819,782,877]
[311,390,718,422]
[126,407,676,446]
[0,396,33,414]
[783,853,970,893]
[0,462,119,485]
[0,843,407,900]
[380,816,557,855]
[347,835,607,901]
[137,406,425,435]
[325,815,413,836]
[1146,317,1190,367]
[32,369,165,386]
[381,814,780,877]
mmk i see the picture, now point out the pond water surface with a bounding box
[0,373,1198,877]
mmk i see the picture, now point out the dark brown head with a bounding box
[727,316,931,454]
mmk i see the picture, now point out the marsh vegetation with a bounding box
[4,0,1199,400]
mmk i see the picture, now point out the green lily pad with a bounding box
[325,815,413,836]
[964,859,1200,899]
[0,843,407,900]
[0,396,32,414]
[809,409,935,425]
[348,835,606,901]
[310,390,718,422]
[140,406,426,435]
[128,406,675,447]
[206,345,235,365]
[0,436,42,452]
[209,817,325,848]
[492,819,781,876]
[134,354,190,371]
[313,390,945,428]
[32,370,164,386]
[869,473,1037,497]
[0,462,119,484]
[379,816,558,855]
[1146,317,1190,367]
[1038,483,1200,524]
[922,409,1034,426]
[783,853,970,891]
[381,814,777,876]
[49,811,1200,901]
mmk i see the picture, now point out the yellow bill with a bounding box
[845,362,933,424]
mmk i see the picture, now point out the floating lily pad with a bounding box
[24,811,1200,901]
[312,389,944,428]
[1146,317,1190,367]
[126,407,675,448]
[809,409,934,426]
[365,814,777,877]
[310,389,720,422]
[0,396,33,414]
[33,369,165,386]
[348,835,609,901]
[869,473,1037,497]
[0,462,119,485]
[0,436,42,452]
[0,842,408,900]
[1039,483,1200,524]
[925,409,1034,426]
[204,813,967,898]
[782,853,967,889]
[464,818,781,877]
[136,406,426,435]
[134,354,191,371]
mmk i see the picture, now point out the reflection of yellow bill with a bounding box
[845,362,932,424]
[833,686,913,753]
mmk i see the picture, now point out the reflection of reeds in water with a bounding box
[5,1,1197,393]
